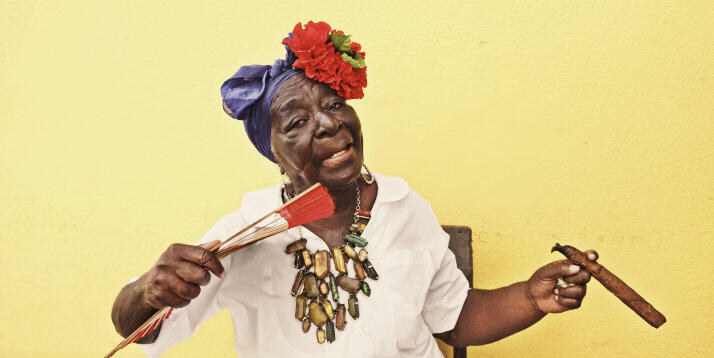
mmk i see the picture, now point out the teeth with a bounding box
[331,150,346,159]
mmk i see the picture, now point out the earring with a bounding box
[279,167,293,201]
[361,163,375,184]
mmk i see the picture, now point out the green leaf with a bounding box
[341,52,366,69]
[328,33,352,53]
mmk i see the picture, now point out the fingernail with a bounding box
[554,288,559,295]
[554,295,559,301]
[569,265,580,273]
[588,253,595,260]
[219,271,226,278]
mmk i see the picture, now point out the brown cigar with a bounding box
[551,243,666,328]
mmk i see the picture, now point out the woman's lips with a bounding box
[321,146,354,167]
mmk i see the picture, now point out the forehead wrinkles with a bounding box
[272,75,335,116]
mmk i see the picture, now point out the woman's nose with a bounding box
[315,112,341,139]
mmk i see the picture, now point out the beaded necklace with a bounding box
[283,179,378,344]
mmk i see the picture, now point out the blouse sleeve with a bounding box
[137,212,240,357]
[419,205,470,334]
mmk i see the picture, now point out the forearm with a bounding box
[442,282,545,347]
[111,275,161,343]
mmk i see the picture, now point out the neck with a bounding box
[289,179,358,217]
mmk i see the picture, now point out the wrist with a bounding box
[522,281,547,317]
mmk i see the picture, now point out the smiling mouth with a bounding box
[322,143,354,167]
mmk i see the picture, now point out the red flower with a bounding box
[282,21,367,100]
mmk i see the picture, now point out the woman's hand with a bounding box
[526,250,599,314]
[140,240,225,309]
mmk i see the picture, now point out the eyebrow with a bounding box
[278,98,303,114]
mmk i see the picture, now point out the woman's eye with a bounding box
[329,102,344,110]
[289,118,306,130]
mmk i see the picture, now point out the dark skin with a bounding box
[110,73,598,347]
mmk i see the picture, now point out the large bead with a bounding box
[319,280,329,296]
[301,316,311,333]
[354,260,366,280]
[358,249,368,262]
[348,294,359,319]
[309,300,328,327]
[303,273,319,299]
[343,244,358,260]
[345,233,367,247]
[316,327,326,344]
[295,295,306,321]
[328,273,339,301]
[336,275,362,294]
[331,246,347,274]
[362,281,371,296]
[321,299,334,320]
[301,250,312,268]
[335,303,347,331]
[363,259,379,280]
[325,320,335,343]
[285,238,307,254]
[313,250,330,279]
[291,270,305,296]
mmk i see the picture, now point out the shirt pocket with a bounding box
[377,249,434,311]
[369,249,435,354]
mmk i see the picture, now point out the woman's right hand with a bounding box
[140,240,225,309]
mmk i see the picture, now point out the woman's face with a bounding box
[270,73,363,191]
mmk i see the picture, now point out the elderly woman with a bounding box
[110,21,598,357]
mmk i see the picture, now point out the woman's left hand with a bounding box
[525,250,599,314]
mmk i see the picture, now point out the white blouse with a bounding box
[138,173,470,357]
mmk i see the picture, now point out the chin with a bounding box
[318,161,362,190]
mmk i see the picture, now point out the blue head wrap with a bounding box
[221,46,299,163]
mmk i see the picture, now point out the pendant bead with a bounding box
[313,250,330,279]
[303,273,320,299]
[286,238,307,254]
[309,300,328,327]
[301,316,311,333]
[295,295,307,321]
[362,259,379,280]
[336,275,362,294]
[321,299,334,320]
[361,281,371,296]
[345,233,367,247]
[343,244,358,260]
[294,251,304,269]
[331,246,347,273]
[325,320,336,343]
[301,250,313,268]
[328,273,339,301]
[319,280,329,296]
[354,260,366,280]
[316,327,326,344]
[348,294,359,319]
[291,270,305,296]
[335,304,347,330]
[358,249,368,262]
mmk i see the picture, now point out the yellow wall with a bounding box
[1,1,712,357]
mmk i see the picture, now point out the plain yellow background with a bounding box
[2,1,712,357]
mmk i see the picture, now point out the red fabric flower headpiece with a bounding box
[282,21,367,100]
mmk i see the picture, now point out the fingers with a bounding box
[172,244,225,278]
[584,249,599,261]
[555,284,586,300]
[563,269,591,284]
[554,295,582,309]
[144,276,191,309]
[174,261,212,286]
[167,277,201,301]
[537,261,581,280]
